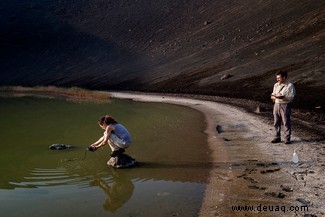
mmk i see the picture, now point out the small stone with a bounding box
[281,185,294,192]
[204,20,210,26]
[255,106,266,113]
[260,168,280,174]
[220,74,233,80]
[216,125,223,133]
[278,192,286,198]
[265,192,277,197]
[297,198,311,206]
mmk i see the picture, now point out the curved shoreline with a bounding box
[109,91,324,217]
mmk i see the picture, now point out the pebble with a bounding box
[280,185,294,192]
[297,198,311,206]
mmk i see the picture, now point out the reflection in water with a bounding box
[4,164,135,214]
[90,169,134,213]
[0,155,209,216]
[0,95,210,217]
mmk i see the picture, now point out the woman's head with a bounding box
[98,115,118,128]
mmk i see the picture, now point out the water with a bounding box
[0,94,211,217]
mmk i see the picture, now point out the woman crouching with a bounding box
[90,115,132,158]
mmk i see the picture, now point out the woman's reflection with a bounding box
[90,169,134,213]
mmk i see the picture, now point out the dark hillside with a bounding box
[0,0,324,109]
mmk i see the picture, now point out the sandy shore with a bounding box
[110,91,324,217]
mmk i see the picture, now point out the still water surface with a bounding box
[0,94,211,217]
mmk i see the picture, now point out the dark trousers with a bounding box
[273,103,292,140]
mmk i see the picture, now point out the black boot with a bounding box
[111,148,125,157]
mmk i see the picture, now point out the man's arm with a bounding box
[284,83,296,102]
[271,83,278,101]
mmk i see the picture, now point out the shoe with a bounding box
[111,151,118,157]
[271,138,281,143]
[117,148,125,156]
[285,140,291,144]
[111,148,125,157]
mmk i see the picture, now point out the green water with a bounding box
[0,94,211,217]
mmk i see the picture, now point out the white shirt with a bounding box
[272,81,296,103]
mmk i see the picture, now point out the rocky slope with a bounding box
[0,0,324,110]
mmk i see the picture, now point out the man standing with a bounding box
[271,71,296,144]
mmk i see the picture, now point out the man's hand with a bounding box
[271,94,277,101]
[275,93,285,99]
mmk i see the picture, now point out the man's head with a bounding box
[275,71,287,84]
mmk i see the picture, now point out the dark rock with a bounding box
[248,185,266,190]
[297,198,311,206]
[256,162,279,167]
[49,144,72,150]
[280,185,294,192]
[216,125,223,133]
[243,177,258,183]
[107,154,138,169]
[265,192,277,197]
[248,185,260,189]
[260,168,281,174]
[277,192,286,198]
[255,106,266,113]
[265,192,285,198]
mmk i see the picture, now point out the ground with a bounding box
[110,91,325,217]
[0,1,324,214]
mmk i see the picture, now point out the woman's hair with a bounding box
[98,115,118,126]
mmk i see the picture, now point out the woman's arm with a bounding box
[92,125,114,149]
[101,125,114,145]
[91,136,104,146]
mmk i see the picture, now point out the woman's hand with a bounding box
[87,144,97,152]
[92,142,106,149]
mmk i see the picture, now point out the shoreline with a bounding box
[109,91,324,217]
[0,86,110,102]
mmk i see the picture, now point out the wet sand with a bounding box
[110,91,325,217]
